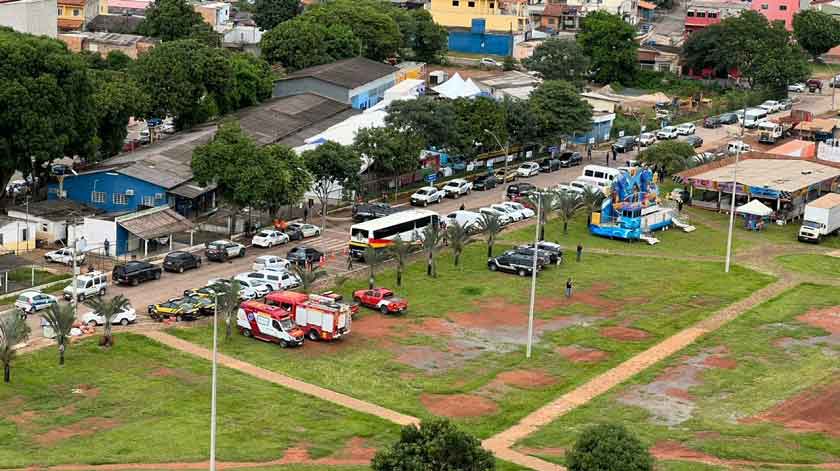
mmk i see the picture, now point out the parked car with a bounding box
[505,247,554,266]
[44,248,84,266]
[676,123,696,135]
[727,140,752,154]
[491,203,524,222]
[287,246,324,266]
[480,57,501,69]
[81,304,137,327]
[494,168,518,183]
[718,112,738,124]
[516,162,540,178]
[15,290,57,316]
[228,277,270,298]
[522,241,563,263]
[63,271,107,301]
[656,126,679,139]
[487,252,542,276]
[444,210,483,232]
[540,158,561,172]
[638,133,656,146]
[703,116,722,128]
[759,100,781,113]
[286,222,321,238]
[253,255,291,272]
[251,229,289,248]
[472,174,499,190]
[558,151,582,167]
[182,295,216,316]
[779,98,793,110]
[163,251,202,273]
[501,201,535,219]
[284,225,304,241]
[506,182,536,199]
[351,202,396,222]
[612,135,638,153]
[410,186,445,206]
[684,135,704,148]
[112,261,161,286]
[788,83,806,93]
[148,297,201,321]
[235,271,300,291]
[205,240,246,261]
[352,288,407,314]
[479,207,512,225]
[442,178,472,198]
[199,279,257,300]
[807,79,822,92]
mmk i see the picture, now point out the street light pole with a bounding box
[483,129,510,202]
[209,291,218,471]
[526,195,540,359]
[724,101,746,273]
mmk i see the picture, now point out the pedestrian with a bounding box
[565,278,573,298]
[605,151,609,166]
[303,206,309,223]
[587,145,592,161]
[459,203,465,211]
[612,148,617,161]
[677,199,684,212]
[347,253,354,270]
[576,242,583,262]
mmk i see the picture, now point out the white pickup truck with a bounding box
[798,193,840,243]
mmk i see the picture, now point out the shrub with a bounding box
[566,424,653,471]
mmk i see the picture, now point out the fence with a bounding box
[0,263,72,295]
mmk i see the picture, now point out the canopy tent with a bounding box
[736,199,774,217]
[432,73,482,99]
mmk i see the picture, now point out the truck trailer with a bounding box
[265,291,352,341]
[798,193,840,243]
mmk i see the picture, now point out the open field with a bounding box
[518,284,840,467]
[169,242,773,440]
[0,334,399,468]
[777,254,840,278]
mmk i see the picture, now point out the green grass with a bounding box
[0,334,399,468]
[169,241,773,440]
[777,254,840,278]
[519,284,840,466]
[6,268,71,285]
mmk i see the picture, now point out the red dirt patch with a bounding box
[420,393,499,417]
[7,410,40,427]
[34,417,120,446]
[702,355,737,369]
[797,307,840,335]
[279,437,376,465]
[651,440,717,461]
[149,367,176,377]
[533,282,648,317]
[495,370,557,389]
[665,388,696,401]
[600,326,650,341]
[556,345,609,363]
[747,379,840,437]
[448,298,527,328]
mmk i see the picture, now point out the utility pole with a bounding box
[26,196,33,285]
[724,100,746,273]
[483,129,510,202]
[526,195,541,359]
[209,291,219,471]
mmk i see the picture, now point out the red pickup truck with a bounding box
[353,288,407,314]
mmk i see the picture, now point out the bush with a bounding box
[372,419,495,471]
[567,424,653,471]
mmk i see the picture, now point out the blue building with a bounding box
[447,20,515,57]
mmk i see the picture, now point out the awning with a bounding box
[736,199,774,217]
[118,208,193,240]
[638,1,656,9]
[169,180,217,199]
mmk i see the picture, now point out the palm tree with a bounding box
[524,191,557,241]
[445,221,472,267]
[580,186,606,224]
[477,213,502,258]
[293,264,326,294]
[42,303,77,366]
[84,294,129,348]
[422,223,442,278]
[364,246,384,289]
[388,235,413,287]
[210,279,241,341]
[0,313,30,383]
[553,190,582,235]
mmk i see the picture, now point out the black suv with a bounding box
[352,202,396,222]
[112,261,162,286]
[163,251,202,273]
[508,246,556,265]
[522,242,563,263]
[287,246,324,266]
[718,113,738,125]
[612,136,638,153]
[703,116,722,128]
[473,174,498,191]
[540,158,561,172]
[488,252,543,276]
[558,152,582,168]
[506,182,536,199]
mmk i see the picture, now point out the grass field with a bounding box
[518,284,840,466]
[0,334,399,468]
[777,254,840,278]
[169,241,773,440]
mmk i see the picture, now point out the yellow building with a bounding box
[0,217,37,254]
[428,0,529,32]
[57,0,105,31]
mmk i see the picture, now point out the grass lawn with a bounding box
[777,254,840,278]
[0,334,399,468]
[7,267,71,285]
[169,241,773,440]
[518,284,840,466]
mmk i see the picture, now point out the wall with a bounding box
[0,221,37,253]
[448,29,514,56]
[572,113,617,144]
[82,217,118,256]
[48,171,168,214]
[430,0,528,31]
[751,0,797,30]
[349,75,396,110]
[0,0,58,37]
[273,77,350,104]
[4,211,76,245]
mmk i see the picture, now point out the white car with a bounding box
[676,123,696,135]
[287,222,321,238]
[63,271,107,302]
[205,240,246,261]
[236,271,300,291]
[759,100,781,113]
[410,186,445,206]
[251,229,289,248]
[81,305,137,327]
[479,207,512,225]
[788,83,806,93]
[491,203,524,222]
[656,126,679,139]
[556,184,584,195]
[15,291,58,315]
[230,276,270,298]
[516,162,540,178]
[444,210,483,232]
[638,132,656,146]
[727,140,752,154]
[206,278,257,300]
[442,179,472,198]
[44,248,85,266]
[501,201,535,219]
[253,255,291,272]
[480,57,501,68]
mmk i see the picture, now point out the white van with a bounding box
[236,271,300,292]
[63,271,108,301]
[575,176,610,190]
[445,210,483,232]
[581,165,621,187]
[742,108,768,128]
[727,140,752,154]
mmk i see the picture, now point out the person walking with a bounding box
[576,242,583,262]
[459,203,465,211]
[587,145,592,161]
[677,199,684,213]
[605,151,609,166]
[347,253,354,270]
[565,278,573,298]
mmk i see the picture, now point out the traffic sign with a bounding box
[618,130,625,137]
[425,173,438,183]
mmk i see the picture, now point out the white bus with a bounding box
[581,165,622,187]
[349,209,439,259]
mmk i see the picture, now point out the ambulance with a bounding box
[236,301,305,347]
[265,291,352,341]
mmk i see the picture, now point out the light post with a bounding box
[724,102,746,273]
[209,291,219,471]
[483,129,510,202]
[525,195,541,359]
[26,196,33,285]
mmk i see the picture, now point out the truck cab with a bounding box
[798,193,840,243]
[237,301,304,347]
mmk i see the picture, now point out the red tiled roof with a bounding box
[59,0,86,6]
[57,18,84,30]
[542,3,579,16]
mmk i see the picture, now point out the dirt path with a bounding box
[142,331,419,427]
[483,278,798,471]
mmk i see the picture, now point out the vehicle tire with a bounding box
[98,288,105,296]
[242,328,252,338]
[423,200,428,207]
[88,320,97,327]
[353,296,361,303]
[78,293,85,302]
[153,271,161,280]
[380,304,389,315]
[178,266,184,273]
[489,263,498,272]
[280,340,288,348]
[239,249,245,257]
[518,268,527,277]
[308,329,319,341]
[131,278,139,286]
[120,318,130,326]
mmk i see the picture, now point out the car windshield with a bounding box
[208,243,224,249]
[16,295,28,303]
[279,318,294,331]
[803,220,821,229]
[416,189,429,195]
[75,279,88,288]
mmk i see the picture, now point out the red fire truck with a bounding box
[265,291,352,341]
[236,301,305,347]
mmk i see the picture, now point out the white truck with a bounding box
[757,121,784,144]
[743,108,768,128]
[798,193,840,243]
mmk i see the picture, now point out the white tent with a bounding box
[432,73,482,99]
[736,199,774,217]
[463,78,483,97]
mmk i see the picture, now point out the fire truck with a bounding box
[265,291,352,341]
[236,301,305,347]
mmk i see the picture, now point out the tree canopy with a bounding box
[793,10,840,60]
[302,140,362,209]
[390,8,448,63]
[305,0,402,62]
[253,0,301,31]
[372,419,495,471]
[638,140,695,175]
[137,0,220,46]
[523,38,590,85]
[260,17,360,71]
[227,53,275,110]
[452,97,508,159]
[90,70,150,160]
[566,424,653,471]
[354,127,422,192]
[529,80,593,144]
[385,97,457,150]
[577,11,638,84]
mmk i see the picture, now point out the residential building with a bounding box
[6,200,100,246]
[638,0,655,21]
[751,0,798,30]
[86,13,143,33]
[274,58,399,110]
[583,0,639,24]
[684,0,746,33]
[428,0,533,55]
[637,44,681,74]
[538,3,581,32]
[0,0,57,37]
[0,216,37,254]
[106,0,147,14]
[58,31,157,58]
[220,24,263,55]
[57,0,103,31]
[194,1,230,29]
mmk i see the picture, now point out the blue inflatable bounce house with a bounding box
[588,167,674,244]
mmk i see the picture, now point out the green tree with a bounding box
[793,10,840,60]
[84,294,130,348]
[0,313,30,383]
[409,9,448,63]
[503,55,516,71]
[580,185,606,224]
[639,140,695,175]
[105,50,133,70]
[524,191,557,241]
[253,0,301,31]
[388,235,413,287]
[577,11,638,84]
[445,221,472,267]
[476,213,502,258]
[523,38,590,85]
[503,97,543,149]
[529,80,593,146]
[255,144,312,218]
[567,424,653,471]
[452,97,508,159]
[422,223,442,277]
[354,127,422,194]
[372,419,495,471]
[0,28,97,198]
[90,70,150,160]
[228,53,274,110]
[137,0,219,45]
[302,141,363,237]
[210,279,241,341]
[260,17,360,71]
[681,24,728,77]
[385,97,457,149]
[42,304,77,366]
[305,0,401,61]
[553,190,582,235]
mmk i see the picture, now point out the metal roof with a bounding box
[282,58,398,90]
[686,159,840,192]
[169,180,217,199]
[7,200,101,220]
[118,208,193,239]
